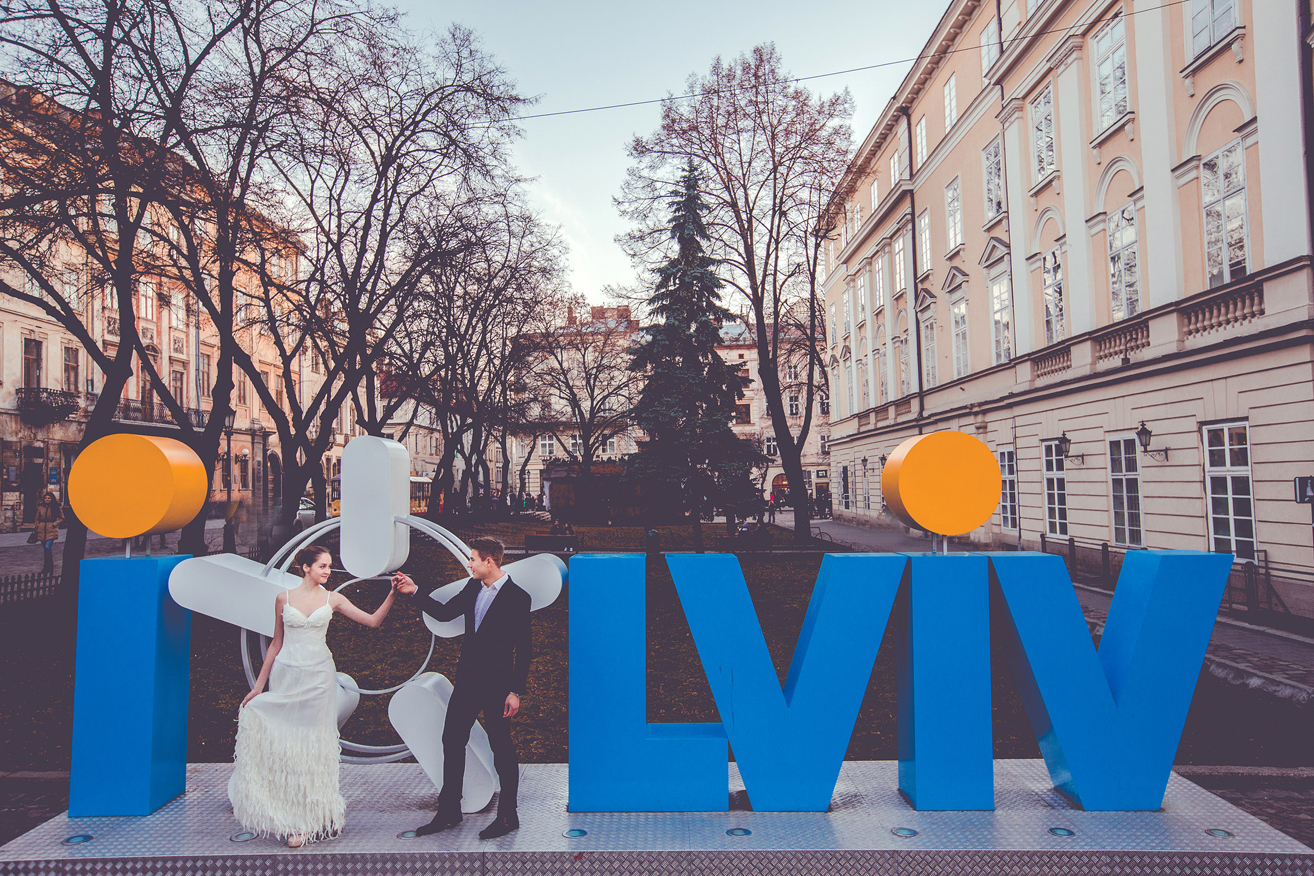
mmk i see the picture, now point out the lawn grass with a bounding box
[1,527,1311,770]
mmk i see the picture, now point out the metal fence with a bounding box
[0,571,59,605]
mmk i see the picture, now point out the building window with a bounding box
[1204,422,1255,560]
[1191,0,1235,59]
[916,210,931,276]
[1202,139,1248,288]
[915,117,928,166]
[860,361,870,409]
[843,355,854,416]
[1031,86,1056,180]
[872,256,885,310]
[139,279,156,321]
[870,179,879,209]
[736,403,752,425]
[841,465,850,510]
[945,179,963,251]
[981,17,1000,78]
[876,344,888,403]
[23,338,42,389]
[1043,440,1068,536]
[569,434,582,457]
[765,436,778,457]
[890,149,900,183]
[1042,248,1065,345]
[893,235,906,292]
[199,352,211,398]
[829,302,837,345]
[898,333,910,397]
[785,360,800,381]
[820,391,831,416]
[951,298,970,378]
[856,274,866,324]
[999,448,1019,530]
[170,368,185,405]
[989,268,1013,364]
[1109,436,1144,547]
[841,289,851,336]
[853,201,862,232]
[788,393,801,416]
[1093,16,1129,131]
[921,313,937,389]
[943,73,958,129]
[819,436,830,455]
[63,347,79,393]
[1108,204,1140,321]
[236,374,247,406]
[984,138,1005,219]
[539,434,556,458]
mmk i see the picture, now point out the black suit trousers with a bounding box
[437,683,518,816]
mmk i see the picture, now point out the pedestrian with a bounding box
[395,536,531,840]
[34,492,61,575]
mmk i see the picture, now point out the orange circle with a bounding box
[881,432,1001,536]
[68,435,208,538]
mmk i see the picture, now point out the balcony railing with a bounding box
[113,400,209,428]
[16,387,82,426]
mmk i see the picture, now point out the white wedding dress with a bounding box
[228,596,346,842]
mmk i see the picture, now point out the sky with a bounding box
[393,1,949,302]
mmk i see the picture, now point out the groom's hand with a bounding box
[392,572,417,595]
[503,693,520,717]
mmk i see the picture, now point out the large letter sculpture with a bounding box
[569,555,727,811]
[993,550,1232,810]
[666,553,903,811]
[67,435,207,816]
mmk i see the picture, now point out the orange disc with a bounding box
[68,434,208,538]
[881,431,1001,535]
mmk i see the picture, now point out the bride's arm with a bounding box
[330,578,398,629]
[242,593,286,707]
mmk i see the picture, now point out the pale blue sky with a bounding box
[393,1,947,300]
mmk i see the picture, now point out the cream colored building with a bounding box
[823,0,1314,613]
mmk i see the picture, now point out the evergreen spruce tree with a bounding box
[629,160,765,550]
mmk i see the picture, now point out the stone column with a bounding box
[1048,35,1099,335]
[1134,0,1184,308]
[1000,97,1035,356]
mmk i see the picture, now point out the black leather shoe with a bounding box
[478,814,519,840]
[415,811,462,836]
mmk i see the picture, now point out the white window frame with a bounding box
[829,302,837,345]
[765,436,778,457]
[951,296,970,378]
[1092,15,1129,132]
[871,179,880,210]
[920,310,937,389]
[856,273,867,324]
[539,434,556,458]
[1109,435,1144,547]
[876,343,888,403]
[1031,86,1056,181]
[843,354,855,416]
[916,210,931,276]
[999,447,1019,531]
[1203,421,1256,560]
[1190,0,1236,60]
[788,392,801,416]
[854,201,862,232]
[1107,203,1141,321]
[890,150,901,184]
[893,235,906,293]
[988,266,1013,365]
[1042,247,1066,345]
[1201,138,1249,288]
[1043,439,1068,536]
[981,17,1000,79]
[943,73,958,129]
[984,138,1005,219]
[605,435,619,456]
[898,333,910,397]
[915,116,928,166]
[872,255,885,310]
[860,359,870,409]
[945,178,963,251]
[841,288,851,336]
[139,279,156,320]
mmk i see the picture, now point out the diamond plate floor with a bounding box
[1,761,1310,875]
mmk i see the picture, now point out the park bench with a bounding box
[525,533,581,554]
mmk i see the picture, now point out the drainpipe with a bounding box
[1298,0,1314,258]
[899,106,926,432]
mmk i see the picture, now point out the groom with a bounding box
[394,535,532,839]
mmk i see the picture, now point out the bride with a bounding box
[228,544,398,847]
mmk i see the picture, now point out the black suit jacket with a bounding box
[418,577,532,697]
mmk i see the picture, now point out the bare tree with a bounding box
[619,44,852,544]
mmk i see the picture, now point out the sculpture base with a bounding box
[2,761,1309,875]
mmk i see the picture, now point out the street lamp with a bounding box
[223,410,236,552]
[1136,421,1169,462]
[1058,431,1084,465]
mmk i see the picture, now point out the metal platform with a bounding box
[2,761,1310,874]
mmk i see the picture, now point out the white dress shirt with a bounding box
[473,573,509,631]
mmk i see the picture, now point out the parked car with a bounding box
[293,497,316,533]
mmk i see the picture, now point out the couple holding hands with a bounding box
[227,536,531,846]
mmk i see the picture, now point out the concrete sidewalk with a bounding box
[777,511,1314,705]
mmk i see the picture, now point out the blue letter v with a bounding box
[667,553,904,811]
